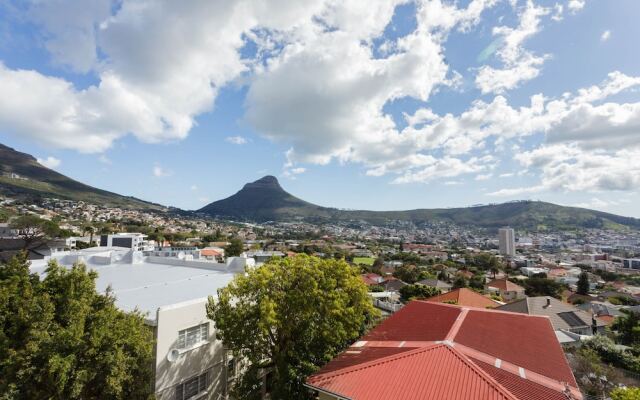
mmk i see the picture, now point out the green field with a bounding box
[353,257,375,266]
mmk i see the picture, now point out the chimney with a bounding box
[545,297,551,308]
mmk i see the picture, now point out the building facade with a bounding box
[498,227,516,257]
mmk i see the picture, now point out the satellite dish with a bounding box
[167,349,180,362]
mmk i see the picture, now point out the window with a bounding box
[177,323,209,349]
[175,372,208,400]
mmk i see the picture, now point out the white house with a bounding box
[99,232,154,251]
[30,247,251,400]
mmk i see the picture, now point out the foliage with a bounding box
[611,387,640,400]
[468,274,486,290]
[9,215,60,249]
[612,311,640,347]
[399,285,440,303]
[452,276,468,289]
[572,347,620,396]
[583,335,640,374]
[389,252,421,264]
[393,264,419,284]
[521,277,563,298]
[207,255,377,399]
[225,238,244,257]
[577,271,590,295]
[0,253,154,399]
[369,285,385,293]
[467,253,502,272]
[0,209,8,223]
[353,257,375,266]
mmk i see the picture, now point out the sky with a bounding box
[0,0,639,217]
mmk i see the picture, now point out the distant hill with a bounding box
[199,175,640,231]
[0,144,164,210]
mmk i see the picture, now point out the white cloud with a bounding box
[551,4,564,21]
[600,30,611,42]
[37,156,61,169]
[475,173,492,181]
[475,0,550,94]
[567,0,585,13]
[574,197,616,210]
[246,0,498,181]
[225,136,248,145]
[190,185,198,191]
[0,0,327,153]
[152,163,172,178]
[98,154,112,164]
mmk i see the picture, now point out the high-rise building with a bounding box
[498,227,516,257]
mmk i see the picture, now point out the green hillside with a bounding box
[199,176,640,231]
[0,144,165,210]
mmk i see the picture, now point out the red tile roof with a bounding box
[308,344,518,400]
[426,288,501,308]
[487,278,525,292]
[307,301,581,400]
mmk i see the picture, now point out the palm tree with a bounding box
[83,225,95,245]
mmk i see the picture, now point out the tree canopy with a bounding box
[207,255,377,399]
[0,253,154,399]
[521,277,563,298]
[577,271,590,295]
[9,215,60,249]
[399,284,440,303]
[224,238,244,257]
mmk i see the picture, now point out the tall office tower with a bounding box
[499,227,516,257]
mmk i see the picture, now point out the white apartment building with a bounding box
[99,232,154,251]
[30,247,251,400]
[498,227,516,257]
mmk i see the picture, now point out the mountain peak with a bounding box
[242,175,282,190]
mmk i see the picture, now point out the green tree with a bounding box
[522,277,563,298]
[452,276,468,289]
[206,255,377,399]
[612,311,640,347]
[399,284,440,303]
[225,238,244,257]
[9,215,59,249]
[577,271,590,295]
[393,264,419,284]
[611,387,640,400]
[0,253,154,399]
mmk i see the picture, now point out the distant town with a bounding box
[1,192,640,399]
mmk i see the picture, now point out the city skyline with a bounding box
[1,1,639,216]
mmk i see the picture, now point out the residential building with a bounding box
[621,258,640,270]
[425,288,501,308]
[306,301,582,400]
[30,247,250,400]
[486,278,526,301]
[148,246,202,259]
[99,232,153,251]
[0,222,17,238]
[498,296,607,337]
[243,250,284,264]
[498,227,516,257]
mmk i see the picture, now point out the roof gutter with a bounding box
[304,383,353,400]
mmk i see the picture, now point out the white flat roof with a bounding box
[30,254,235,321]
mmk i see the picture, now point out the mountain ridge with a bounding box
[199,175,640,231]
[0,144,165,210]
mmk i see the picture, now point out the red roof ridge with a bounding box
[455,343,582,398]
[445,307,469,342]
[307,343,444,385]
[307,343,520,400]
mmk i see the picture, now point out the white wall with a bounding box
[154,298,228,400]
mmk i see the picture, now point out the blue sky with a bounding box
[0,0,639,216]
